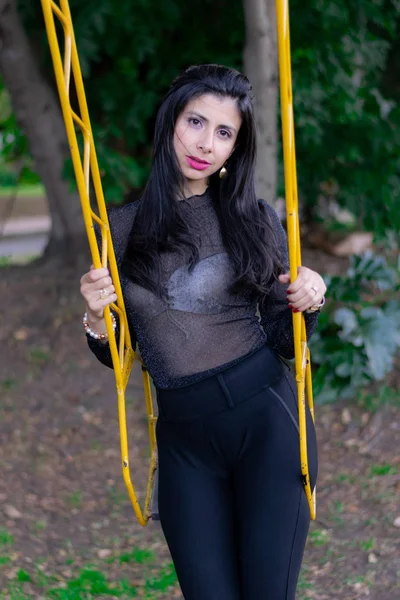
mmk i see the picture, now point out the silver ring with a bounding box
[99,288,109,300]
[311,286,318,295]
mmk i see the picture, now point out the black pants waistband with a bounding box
[156,345,286,422]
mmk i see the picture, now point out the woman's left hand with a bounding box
[279,266,327,313]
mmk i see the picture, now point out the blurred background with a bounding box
[0,0,399,598]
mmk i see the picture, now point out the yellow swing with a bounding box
[41,0,316,526]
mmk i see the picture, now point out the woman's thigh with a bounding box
[233,373,318,600]
[156,417,241,600]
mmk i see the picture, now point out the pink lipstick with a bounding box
[187,156,211,171]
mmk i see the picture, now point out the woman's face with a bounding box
[173,93,242,196]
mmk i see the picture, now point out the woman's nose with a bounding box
[197,130,213,153]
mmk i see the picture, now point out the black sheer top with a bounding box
[87,190,319,388]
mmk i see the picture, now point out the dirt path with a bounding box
[0,263,399,599]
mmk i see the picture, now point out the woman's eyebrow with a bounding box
[186,111,237,134]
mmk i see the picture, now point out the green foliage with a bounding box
[0,559,178,599]
[0,80,41,187]
[310,251,400,403]
[357,384,399,413]
[143,563,177,594]
[48,567,135,597]
[290,0,400,236]
[66,491,82,508]
[0,530,14,545]
[18,0,243,203]
[118,548,154,564]
[16,570,31,583]
[369,463,398,476]
[8,0,400,233]
[359,538,375,551]
[309,528,329,547]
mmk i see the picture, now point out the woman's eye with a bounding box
[187,118,231,139]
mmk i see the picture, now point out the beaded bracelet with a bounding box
[83,311,117,341]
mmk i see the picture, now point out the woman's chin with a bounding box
[182,169,208,183]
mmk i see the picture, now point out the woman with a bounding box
[80,64,326,600]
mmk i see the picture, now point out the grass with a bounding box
[369,463,398,477]
[0,556,178,600]
[0,256,12,267]
[0,530,14,545]
[0,378,18,391]
[32,520,47,533]
[357,385,400,413]
[309,528,329,547]
[328,500,344,525]
[117,548,155,565]
[359,538,375,552]
[29,348,51,365]
[67,491,83,508]
[0,184,45,197]
[106,484,128,507]
[297,565,313,598]
[334,472,356,484]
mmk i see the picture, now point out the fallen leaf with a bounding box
[361,413,370,426]
[6,567,18,580]
[13,328,29,340]
[4,505,22,519]
[341,408,351,425]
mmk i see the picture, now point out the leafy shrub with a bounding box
[309,251,400,403]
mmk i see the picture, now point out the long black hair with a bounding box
[121,64,284,297]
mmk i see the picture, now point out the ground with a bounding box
[0,257,399,600]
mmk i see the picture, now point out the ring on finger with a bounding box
[99,287,109,300]
[311,285,318,295]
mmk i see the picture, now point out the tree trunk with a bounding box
[0,0,88,264]
[243,0,278,206]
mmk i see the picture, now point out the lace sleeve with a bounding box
[86,203,139,369]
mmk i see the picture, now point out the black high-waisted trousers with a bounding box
[155,344,318,600]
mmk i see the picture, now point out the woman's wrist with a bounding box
[83,309,116,341]
[305,296,325,314]
[85,308,106,331]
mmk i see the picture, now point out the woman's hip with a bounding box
[155,343,286,423]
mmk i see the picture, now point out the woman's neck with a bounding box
[182,179,209,198]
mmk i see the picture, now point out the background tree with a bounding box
[243,0,278,204]
[0,0,85,263]
[1,0,400,261]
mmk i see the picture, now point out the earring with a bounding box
[219,164,228,180]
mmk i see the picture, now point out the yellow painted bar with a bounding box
[276,0,316,519]
[42,0,316,525]
[41,0,157,526]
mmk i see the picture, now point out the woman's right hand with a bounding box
[80,265,117,321]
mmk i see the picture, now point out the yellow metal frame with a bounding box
[276,0,316,519]
[40,0,157,526]
[41,0,316,524]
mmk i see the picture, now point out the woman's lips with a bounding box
[186,156,210,171]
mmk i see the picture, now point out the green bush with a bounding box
[310,251,400,404]
[0,164,17,187]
